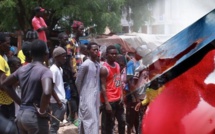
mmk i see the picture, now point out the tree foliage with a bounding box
[0,0,154,34]
[0,0,125,34]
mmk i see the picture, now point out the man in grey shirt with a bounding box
[2,39,53,134]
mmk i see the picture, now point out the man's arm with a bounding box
[38,18,48,32]
[32,18,47,32]
[100,67,108,103]
[71,58,76,77]
[2,74,21,105]
[100,67,112,113]
[51,84,62,108]
[0,71,6,89]
[36,27,47,32]
[120,78,124,104]
[51,69,62,107]
[75,65,88,94]
[39,77,53,113]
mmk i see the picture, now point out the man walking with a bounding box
[75,42,100,134]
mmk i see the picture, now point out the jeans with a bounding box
[50,103,66,134]
[65,83,79,120]
[126,102,139,134]
[16,108,49,134]
[101,100,125,134]
[138,104,148,134]
[0,113,18,134]
[69,96,79,113]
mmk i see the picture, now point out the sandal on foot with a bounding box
[73,119,80,127]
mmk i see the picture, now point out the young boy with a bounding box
[50,47,67,134]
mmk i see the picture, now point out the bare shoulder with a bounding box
[100,66,108,77]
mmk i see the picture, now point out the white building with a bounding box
[122,0,215,35]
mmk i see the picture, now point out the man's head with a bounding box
[106,45,118,63]
[0,33,10,55]
[34,6,45,17]
[114,44,126,55]
[52,47,66,65]
[71,20,84,37]
[8,56,21,73]
[116,54,126,71]
[8,46,18,58]
[87,42,99,61]
[80,44,88,55]
[25,30,38,42]
[58,32,69,47]
[31,39,47,59]
[22,41,32,60]
[135,47,143,61]
[100,52,106,62]
[134,51,142,61]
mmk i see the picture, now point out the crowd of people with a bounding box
[0,6,165,134]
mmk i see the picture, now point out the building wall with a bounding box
[143,0,215,35]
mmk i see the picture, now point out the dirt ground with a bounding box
[58,117,136,134]
[58,123,78,134]
[58,111,137,134]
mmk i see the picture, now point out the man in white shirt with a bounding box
[50,47,67,134]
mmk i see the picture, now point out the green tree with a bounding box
[0,0,125,34]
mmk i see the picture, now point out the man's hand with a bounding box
[57,101,63,109]
[105,102,112,114]
[33,104,48,118]
[135,102,142,111]
[119,96,124,105]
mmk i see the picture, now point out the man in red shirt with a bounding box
[32,6,49,66]
[100,45,125,134]
[32,7,49,54]
[32,7,47,42]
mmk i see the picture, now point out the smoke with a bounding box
[151,0,215,34]
[177,0,215,27]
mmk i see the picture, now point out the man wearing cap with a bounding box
[67,20,84,73]
[32,7,47,43]
[64,21,84,124]
[50,47,67,134]
[32,7,49,66]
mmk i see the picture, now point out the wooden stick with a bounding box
[47,112,62,123]
[33,103,62,123]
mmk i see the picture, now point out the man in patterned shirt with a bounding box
[0,33,15,120]
[67,20,84,73]
[63,21,84,125]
